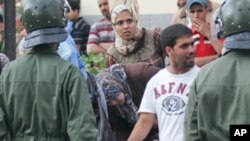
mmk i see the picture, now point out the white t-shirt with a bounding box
[139,66,200,141]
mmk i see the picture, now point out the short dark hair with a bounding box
[69,1,80,11]
[160,24,193,50]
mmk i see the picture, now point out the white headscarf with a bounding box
[111,4,141,55]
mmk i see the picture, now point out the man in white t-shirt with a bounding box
[128,24,200,141]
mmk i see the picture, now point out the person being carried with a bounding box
[96,63,161,141]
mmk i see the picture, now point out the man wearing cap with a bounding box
[171,0,220,26]
[185,0,250,140]
[0,0,97,140]
[186,0,223,67]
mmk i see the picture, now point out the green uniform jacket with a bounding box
[0,46,97,141]
[185,50,250,141]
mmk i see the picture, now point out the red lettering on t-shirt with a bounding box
[177,83,187,94]
[168,82,175,93]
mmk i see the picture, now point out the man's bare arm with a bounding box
[128,113,155,141]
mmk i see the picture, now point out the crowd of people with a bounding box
[0,0,249,141]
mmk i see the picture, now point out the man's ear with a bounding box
[165,47,172,57]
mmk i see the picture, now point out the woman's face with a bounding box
[113,10,137,41]
[108,92,126,106]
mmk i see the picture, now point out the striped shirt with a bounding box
[87,18,115,45]
[71,17,90,54]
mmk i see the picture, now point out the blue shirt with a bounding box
[58,34,87,79]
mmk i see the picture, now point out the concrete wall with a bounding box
[81,0,224,28]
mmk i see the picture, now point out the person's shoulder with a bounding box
[99,18,106,22]
[197,56,223,77]
[107,44,116,54]
[74,17,90,28]
[93,18,111,27]
[148,68,166,80]
[124,63,161,76]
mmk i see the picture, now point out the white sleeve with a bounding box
[138,80,156,114]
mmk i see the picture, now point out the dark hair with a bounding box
[0,14,3,23]
[160,24,192,50]
[69,1,80,11]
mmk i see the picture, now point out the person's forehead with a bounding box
[98,0,108,5]
[176,36,193,45]
[116,11,132,20]
[177,0,186,2]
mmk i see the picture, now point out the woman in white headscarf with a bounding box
[105,4,164,68]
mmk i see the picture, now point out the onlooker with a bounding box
[185,0,250,140]
[0,0,97,140]
[128,24,200,141]
[15,14,25,45]
[186,0,223,67]
[106,4,164,68]
[15,15,28,57]
[171,0,220,26]
[86,0,115,54]
[66,0,90,54]
[58,33,88,79]
[97,63,161,141]
[176,0,187,9]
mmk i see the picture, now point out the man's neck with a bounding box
[105,15,111,22]
[167,65,193,74]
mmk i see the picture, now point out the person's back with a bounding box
[186,50,250,140]
[0,45,96,140]
[185,0,250,140]
[0,0,97,140]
